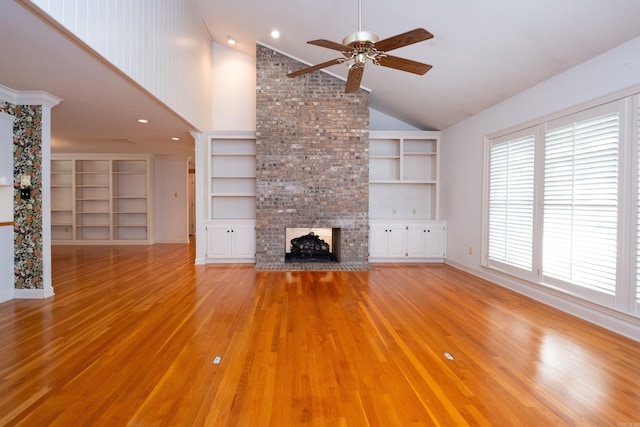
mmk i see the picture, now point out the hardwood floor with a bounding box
[0,242,639,426]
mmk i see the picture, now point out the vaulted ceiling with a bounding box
[197,0,640,130]
[1,0,640,157]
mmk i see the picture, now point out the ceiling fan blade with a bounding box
[374,28,434,53]
[287,58,345,78]
[345,63,365,93]
[308,39,348,52]
[376,55,432,75]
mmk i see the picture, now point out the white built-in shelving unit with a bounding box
[51,154,153,244]
[368,131,446,262]
[112,159,149,241]
[50,158,74,240]
[202,130,445,264]
[205,132,256,262]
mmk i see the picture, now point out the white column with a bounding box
[191,131,207,264]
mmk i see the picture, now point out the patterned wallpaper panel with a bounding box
[0,101,43,290]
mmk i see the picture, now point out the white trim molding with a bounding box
[14,287,55,300]
[446,260,640,342]
[0,84,63,108]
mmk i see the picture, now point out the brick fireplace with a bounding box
[255,44,370,268]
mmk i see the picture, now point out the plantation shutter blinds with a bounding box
[543,103,620,296]
[488,130,535,271]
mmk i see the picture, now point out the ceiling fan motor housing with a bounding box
[342,31,379,47]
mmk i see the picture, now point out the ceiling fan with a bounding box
[286,0,434,93]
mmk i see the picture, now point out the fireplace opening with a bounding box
[285,228,340,263]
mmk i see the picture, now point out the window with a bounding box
[488,130,535,274]
[485,98,637,314]
[543,104,619,299]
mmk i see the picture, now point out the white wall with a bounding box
[154,156,189,243]
[209,42,422,133]
[0,112,15,303]
[369,108,421,131]
[440,35,640,339]
[29,0,213,132]
[212,42,257,131]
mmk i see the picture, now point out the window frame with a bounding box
[483,95,639,317]
[483,127,538,282]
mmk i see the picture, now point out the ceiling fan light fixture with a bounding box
[352,53,367,67]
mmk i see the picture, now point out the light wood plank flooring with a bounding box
[0,242,639,426]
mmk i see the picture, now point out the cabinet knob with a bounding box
[227,230,230,233]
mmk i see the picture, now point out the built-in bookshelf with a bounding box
[368,131,446,262]
[50,159,74,240]
[209,135,256,220]
[206,132,256,262]
[112,160,148,241]
[75,159,111,241]
[369,131,440,220]
[51,155,152,244]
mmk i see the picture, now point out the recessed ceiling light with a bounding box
[137,119,149,124]
[171,137,181,141]
[226,36,237,45]
[271,29,280,39]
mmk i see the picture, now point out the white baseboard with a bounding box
[445,260,640,342]
[369,258,445,263]
[13,287,55,299]
[205,258,255,264]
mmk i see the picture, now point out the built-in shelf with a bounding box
[368,131,445,263]
[369,131,441,221]
[209,133,256,222]
[51,155,152,244]
[206,132,257,262]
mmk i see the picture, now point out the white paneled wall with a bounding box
[29,0,212,131]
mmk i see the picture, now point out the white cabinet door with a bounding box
[206,221,255,261]
[230,223,255,259]
[206,223,231,258]
[425,223,446,258]
[407,223,427,258]
[369,223,406,258]
[370,220,446,262]
[369,224,390,258]
[386,224,406,258]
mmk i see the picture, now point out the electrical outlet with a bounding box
[392,209,396,215]
[412,208,416,215]
[468,246,473,255]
